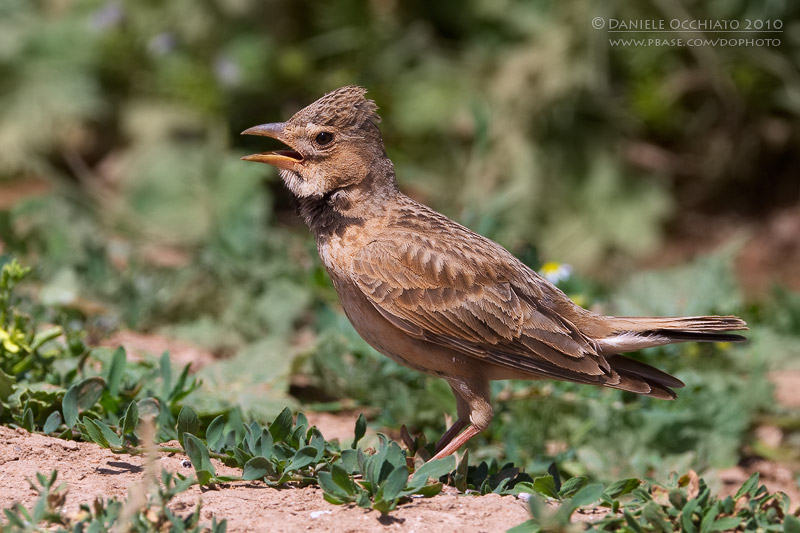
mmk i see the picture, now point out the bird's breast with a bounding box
[315,223,373,275]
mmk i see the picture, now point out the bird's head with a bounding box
[241,86,387,198]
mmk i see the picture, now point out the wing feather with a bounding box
[351,230,610,381]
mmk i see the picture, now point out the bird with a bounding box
[241,86,747,460]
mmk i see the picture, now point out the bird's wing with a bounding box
[351,228,614,381]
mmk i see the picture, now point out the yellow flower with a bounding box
[0,327,20,353]
[0,327,27,354]
[539,261,573,284]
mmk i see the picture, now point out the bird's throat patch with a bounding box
[295,190,365,239]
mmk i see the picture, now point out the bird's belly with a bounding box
[328,276,518,380]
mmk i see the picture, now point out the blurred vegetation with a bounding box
[1,0,800,490]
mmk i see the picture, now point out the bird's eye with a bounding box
[315,131,334,146]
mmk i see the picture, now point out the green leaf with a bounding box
[120,401,139,435]
[20,407,34,431]
[75,377,105,410]
[62,385,79,428]
[183,433,216,478]
[384,441,406,470]
[331,464,357,495]
[709,517,741,531]
[321,491,348,505]
[624,511,645,532]
[604,478,640,499]
[371,498,396,515]
[506,520,539,533]
[680,497,699,533]
[318,471,345,498]
[642,501,672,531]
[160,352,172,399]
[341,449,359,473]
[169,363,192,402]
[0,369,14,401]
[570,483,604,507]
[259,429,274,459]
[319,467,355,500]
[532,475,559,499]
[177,405,200,448]
[734,472,759,499]
[286,446,318,472]
[94,419,122,448]
[195,469,214,485]
[784,515,800,533]
[106,347,126,396]
[454,449,469,493]
[380,465,408,501]
[309,433,324,460]
[4,508,27,529]
[83,418,110,448]
[242,457,275,480]
[42,411,62,434]
[295,411,309,431]
[352,412,366,448]
[206,415,225,451]
[269,407,293,443]
[233,446,253,467]
[559,476,588,498]
[413,483,443,497]
[699,500,721,533]
[31,327,62,351]
[356,492,371,508]
[410,456,455,487]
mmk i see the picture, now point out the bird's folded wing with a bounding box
[351,236,612,379]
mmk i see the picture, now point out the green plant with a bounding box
[0,470,226,533]
[510,471,800,532]
[319,437,454,514]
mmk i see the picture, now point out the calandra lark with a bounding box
[242,86,747,459]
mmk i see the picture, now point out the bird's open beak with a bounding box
[240,122,303,171]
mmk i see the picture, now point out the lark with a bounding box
[242,86,747,459]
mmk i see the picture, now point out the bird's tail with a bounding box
[595,315,747,356]
[588,315,747,400]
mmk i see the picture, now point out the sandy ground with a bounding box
[0,425,534,532]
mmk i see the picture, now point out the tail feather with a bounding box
[608,315,748,333]
[607,355,685,389]
[651,330,746,343]
[596,315,747,355]
[601,364,679,399]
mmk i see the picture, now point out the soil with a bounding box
[0,425,534,532]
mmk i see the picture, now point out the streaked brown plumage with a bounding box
[242,86,747,459]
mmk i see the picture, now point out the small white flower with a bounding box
[539,262,573,284]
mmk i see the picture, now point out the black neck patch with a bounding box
[296,190,364,239]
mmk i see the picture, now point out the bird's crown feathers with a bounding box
[289,85,381,130]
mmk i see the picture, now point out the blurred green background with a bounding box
[1,0,800,486]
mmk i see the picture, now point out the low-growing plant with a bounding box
[0,470,226,533]
[318,436,454,514]
[510,471,800,532]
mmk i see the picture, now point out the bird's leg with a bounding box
[431,376,492,460]
[434,419,467,453]
[431,425,484,460]
[434,390,470,453]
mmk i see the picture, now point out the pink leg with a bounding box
[429,377,492,460]
[434,419,467,453]
[430,424,482,460]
